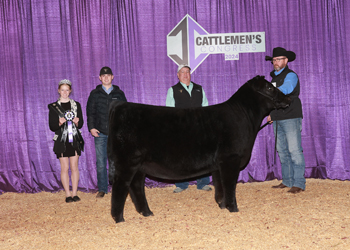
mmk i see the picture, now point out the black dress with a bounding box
[48,101,84,159]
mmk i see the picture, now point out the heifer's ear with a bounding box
[253,75,265,81]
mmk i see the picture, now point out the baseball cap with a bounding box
[99,66,113,76]
[177,64,191,73]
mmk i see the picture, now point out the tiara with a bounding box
[59,79,72,86]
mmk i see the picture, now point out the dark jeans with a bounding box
[175,176,210,190]
[94,133,114,193]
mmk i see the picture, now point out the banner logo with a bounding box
[167,14,265,72]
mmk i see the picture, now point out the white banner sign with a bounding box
[167,14,265,71]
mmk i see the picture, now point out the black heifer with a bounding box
[107,75,290,223]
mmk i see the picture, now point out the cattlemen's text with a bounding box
[196,34,263,46]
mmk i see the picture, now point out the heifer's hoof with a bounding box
[218,202,226,209]
[112,216,125,223]
[227,206,239,213]
[141,211,154,217]
[112,213,125,223]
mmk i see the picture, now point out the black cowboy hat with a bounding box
[265,47,296,62]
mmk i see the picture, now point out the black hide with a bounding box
[107,75,290,223]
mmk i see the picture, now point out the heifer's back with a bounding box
[108,75,288,179]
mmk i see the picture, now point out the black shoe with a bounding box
[272,183,288,189]
[287,187,304,194]
[65,197,74,203]
[96,191,105,198]
[72,196,81,202]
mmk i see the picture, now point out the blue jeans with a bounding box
[94,133,114,193]
[176,176,210,190]
[273,118,306,190]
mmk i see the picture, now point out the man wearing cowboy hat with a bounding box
[266,47,306,194]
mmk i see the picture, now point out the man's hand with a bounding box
[90,128,100,137]
[267,115,273,124]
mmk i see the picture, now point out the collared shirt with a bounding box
[102,85,114,94]
[274,68,298,95]
[166,82,209,107]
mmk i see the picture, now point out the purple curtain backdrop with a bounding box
[1,0,350,193]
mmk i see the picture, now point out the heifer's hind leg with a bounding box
[111,168,138,223]
[212,170,225,209]
[129,171,153,217]
[111,180,127,223]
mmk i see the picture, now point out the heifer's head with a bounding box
[250,75,291,109]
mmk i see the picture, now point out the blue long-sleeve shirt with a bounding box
[274,68,298,95]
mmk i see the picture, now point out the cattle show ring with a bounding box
[2,0,350,249]
[2,76,349,249]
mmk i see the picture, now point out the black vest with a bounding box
[270,66,303,120]
[172,82,203,108]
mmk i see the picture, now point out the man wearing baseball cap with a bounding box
[166,64,212,193]
[266,47,306,194]
[87,66,127,198]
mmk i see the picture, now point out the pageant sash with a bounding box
[48,101,84,151]
[48,102,79,144]
[48,102,65,118]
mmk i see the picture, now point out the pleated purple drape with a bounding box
[1,0,349,193]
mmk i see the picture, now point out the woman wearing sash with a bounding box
[49,79,84,203]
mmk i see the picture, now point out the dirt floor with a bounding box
[0,179,350,250]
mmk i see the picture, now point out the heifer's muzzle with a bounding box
[257,89,291,108]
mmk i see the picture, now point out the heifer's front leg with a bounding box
[129,171,153,217]
[220,156,241,212]
[111,168,137,223]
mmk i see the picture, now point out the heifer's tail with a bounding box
[108,100,125,129]
[107,100,125,152]
[107,100,126,179]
